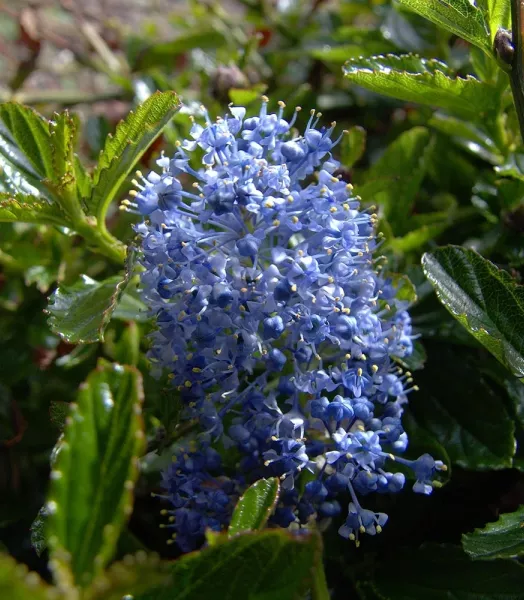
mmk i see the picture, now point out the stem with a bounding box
[74,218,126,264]
[510,0,524,141]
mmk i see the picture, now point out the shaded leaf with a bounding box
[366,544,524,599]
[343,54,500,122]
[132,31,226,71]
[396,0,490,53]
[133,530,320,600]
[229,478,280,536]
[89,91,180,223]
[422,246,524,378]
[359,127,431,234]
[30,507,48,558]
[408,342,515,469]
[47,361,145,588]
[462,506,524,559]
[340,126,366,169]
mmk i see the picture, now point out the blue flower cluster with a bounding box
[134,98,446,550]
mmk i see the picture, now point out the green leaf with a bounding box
[366,544,524,599]
[0,552,56,600]
[422,246,524,378]
[428,113,503,164]
[359,127,431,234]
[0,103,54,181]
[343,54,500,122]
[132,530,320,600]
[47,247,136,343]
[132,31,227,71]
[462,506,524,560]
[340,126,366,169]
[229,478,280,536]
[89,91,180,223]
[396,0,491,53]
[0,121,51,197]
[0,193,68,226]
[483,0,511,41]
[30,507,48,558]
[408,342,515,469]
[47,275,127,344]
[46,360,145,588]
[49,111,77,187]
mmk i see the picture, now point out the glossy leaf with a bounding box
[0,193,68,226]
[0,552,55,600]
[408,343,515,469]
[0,103,54,182]
[422,246,524,379]
[133,530,320,600]
[46,361,145,588]
[365,544,524,599]
[343,54,499,122]
[396,0,490,53]
[89,91,180,223]
[462,506,524,559]
[359,127,431,234]
[0,120,51,197]
[229,478,280,536]
[47,275,131,344]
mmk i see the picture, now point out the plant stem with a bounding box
[510,0,524,142]
[74,218,126,264]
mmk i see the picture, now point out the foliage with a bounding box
[0,0,523,599]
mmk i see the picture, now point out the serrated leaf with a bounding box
[422,246,524,379]
[0,103,54,181]
[47,275,128,344]
[0,552,56,600]
[89,91,180,223]
[0,192,68,226]
[49,111,77,186]
[132,530,320,600]
[341,125,366,169]
[367,544,524,599]
[462,506,524,559]
[46,360,145,588]
[343,54,500,122]
[0,121,51,197]
[397,0,490,53]
[408,342,515,469]
[229,478,280,536]
[359,127,431,234]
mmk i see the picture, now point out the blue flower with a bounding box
[135,99,444,551]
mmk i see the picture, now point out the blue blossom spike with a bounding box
[136,99,444,552]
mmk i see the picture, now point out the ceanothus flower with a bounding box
[133,98,446,551]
